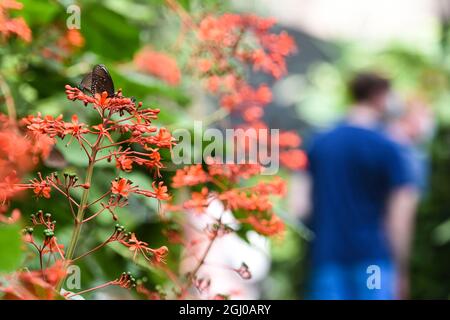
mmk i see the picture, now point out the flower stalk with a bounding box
[55,145,97,292]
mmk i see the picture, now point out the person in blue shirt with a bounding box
[306,73,419,300]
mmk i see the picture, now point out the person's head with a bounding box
[349,72,391,111]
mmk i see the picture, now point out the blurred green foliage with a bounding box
[0,224,22,273]
[412,126,450,299]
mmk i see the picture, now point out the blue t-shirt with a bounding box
[307,123,414,266]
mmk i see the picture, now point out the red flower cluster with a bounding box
[240,214,285,237]
[12,80,176,298]
[0,0,31,42]
[120,233,169,264]
[134,46,181,86]
[23,84,175,210]
[0,115,53,222]
[42,28,85,62]
[193,13,307,171]
[198,14,295,79]
[0,261,66,299]
[110,178,170,201]
[30,173,52,199]
[278,130,308,170]
[170,159,286,237]
[148,7,304,298]
[59,29,84,50]
[25,86,176,179]
[193,13,295,120]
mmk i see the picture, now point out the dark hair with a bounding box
[349,73,390,102]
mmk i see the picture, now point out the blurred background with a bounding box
[0,0,449,299]
[235,0,450,299]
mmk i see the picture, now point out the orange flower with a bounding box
[255,177,287,196]
[92,123,113,143]
[198,15,227,43]
[0,116,54,209]
[148,245,169,264]
[24,113,66,138]
[0,0,32,43]
[207,76,220,93]
[134,47,181,86]
[0,261,66,300]
[123,233,169,264]
[63,114,88,137]
[111,178,132,198]
[94,91,112,108]
[0,208,20,224]
[172,164,209,188]
[42,237,65,255]
[241,214,285,237]
[219,84,272,111]
[45,29,85,61]
[193,12,296,123]
[242,106,264,122]
[0,172,20,203]
[152,181,170,201]
[279,149,308,170]
[127,233,150,261]
[205,158,262,180]
[183,187,209,214]
[32,179,51,199]
[255,85,272,104]
[150,127,176,149]
[198,59,213,73]
[65,29,84,48]
[115,155,133,172]
[1,0,23,10]
[279,131,302,148]
[220,190,272,212]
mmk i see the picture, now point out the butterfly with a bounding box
[79,64,115,97]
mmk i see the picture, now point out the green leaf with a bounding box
[20,0,60,26]
[103,0,157,24]
[0,224,23,272]
[82,4,140,60]
[111,70,191,107]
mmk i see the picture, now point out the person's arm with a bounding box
[386,186,419,299]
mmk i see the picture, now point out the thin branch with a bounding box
[86,191,111,209]
[65,186,77,220]
[71,237,111,263]
[65,281,113,298]
[82,207,106,223]
[47,180,80,209]
[186,213,224,287]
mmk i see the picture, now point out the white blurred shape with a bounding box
[233,0,439,46]
[181,199,270,299]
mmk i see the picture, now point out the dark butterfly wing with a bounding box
[78,72,93,94]
[91,64,115,97]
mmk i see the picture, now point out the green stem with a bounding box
[56,148,98,292]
